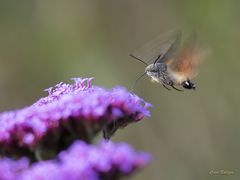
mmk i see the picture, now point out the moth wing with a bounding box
[158,30,182,63]
[169,32,206,80]
[130,29,182,64]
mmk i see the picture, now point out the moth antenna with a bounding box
[130,72,147,92]
[153,54,162,65]
[129,54,148,66]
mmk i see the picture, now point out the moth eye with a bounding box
[146,65,158,73]
[151,68,158,73]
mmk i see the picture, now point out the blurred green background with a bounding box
[0,0,239,179]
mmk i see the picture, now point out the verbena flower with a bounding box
[0,140,151,180]
[0,78,152,160]
[0,158,28,180]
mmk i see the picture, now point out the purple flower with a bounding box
[0,158,28,180]
[0,140,151,180]
[22,141,150,180]
[0,78,151,160]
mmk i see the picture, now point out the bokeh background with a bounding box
[0,0,239,179]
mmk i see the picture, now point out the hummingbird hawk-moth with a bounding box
[130,30,207,91]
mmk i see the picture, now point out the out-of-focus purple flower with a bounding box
[0,158,28,180]
[0,78,151,160]
[16,141,150,180]
[0,140,151,180]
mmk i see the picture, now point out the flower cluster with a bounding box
[0,77,152,179]
[0,140,151,180]
[0,158,28,180]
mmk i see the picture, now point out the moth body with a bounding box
[145,63,173,86]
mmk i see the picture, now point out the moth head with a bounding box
[145,64,157,73]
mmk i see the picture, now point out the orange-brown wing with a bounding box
[169,32,204,79]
